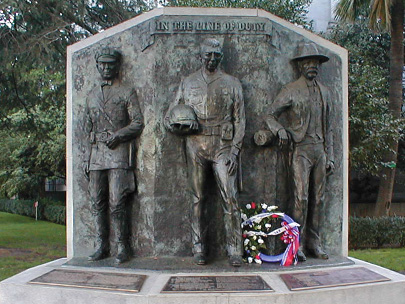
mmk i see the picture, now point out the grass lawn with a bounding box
[1,212,404,282]
[349,248,405,272]
[0,212,66,281]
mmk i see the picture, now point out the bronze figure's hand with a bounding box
[189,121,199,131]
[83,162,90,180]
[106,134,121,149]
[326,160,335,176]
[226,153,238,176]
[277,128,289,147]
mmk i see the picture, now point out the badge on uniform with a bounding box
[221,122,234,140]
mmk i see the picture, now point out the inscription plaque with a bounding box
[162,275,273,293]
[153,16,272,35]
[280,267,390,291]
[29,269,147,292]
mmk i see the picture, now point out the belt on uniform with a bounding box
[200,125,221,136]
[90,131,113,143]
[295,140,324,147]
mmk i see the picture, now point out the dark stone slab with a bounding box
[161,275,272,293]
[280,267,390,291]
[29,269,147,293]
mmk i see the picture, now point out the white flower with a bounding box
[253,235,257,241]
[244,246,248,250]
[254,258,262,264]
[267,205,278,211]
[241,213,248,221]
[262,203,268,209]
[248,257,253,263]
[265,223,272,229]
[258,238,264,244]
[251,246,256,250]
[244,239,250,246]
[256,225,261,230]
[254,217,262,224]
[246,204,252,209]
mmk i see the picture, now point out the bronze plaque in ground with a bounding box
[280,267,390,291]
[29,269,147,292]
[161,275,273,293]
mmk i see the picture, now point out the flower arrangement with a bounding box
[241,202,300,266]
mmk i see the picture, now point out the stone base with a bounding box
[65,255,354,272]
[1,258,404,304]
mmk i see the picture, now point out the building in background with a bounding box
[45,178,66,202]
[307,0,339,32]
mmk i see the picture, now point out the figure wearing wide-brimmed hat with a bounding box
[266,42,334,262]
[291,42,330,63]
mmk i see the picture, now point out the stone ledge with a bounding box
[65,255,354,272]
[1,258,404,304]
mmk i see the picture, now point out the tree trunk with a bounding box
[375,0,404,216]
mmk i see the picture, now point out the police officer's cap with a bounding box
[95,47,122,63]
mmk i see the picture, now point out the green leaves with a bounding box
[349,216,405,248]
[335,0,393,31]
[165,0,313,28]
[327,20,403,176]
[0,1,148,199]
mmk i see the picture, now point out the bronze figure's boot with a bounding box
[296,248,307,262]
[88,242,110,261]
[193,252,207,265]
[112,213,131,264]
[308,246,329,259]
[88,213,110,261]
[116,241,131,264]
[229,255,242,267]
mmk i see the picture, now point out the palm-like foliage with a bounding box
[369,0,393,28]
[335,0,393,30]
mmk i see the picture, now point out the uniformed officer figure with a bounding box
[165,38,246,267]
[266,43,334,261]
[85,47,143,264]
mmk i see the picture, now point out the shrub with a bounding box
[42,205,66,225]
[0,199,39,218]
[349,216,405,249]
[0,199,65,225]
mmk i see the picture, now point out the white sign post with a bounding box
[34,201,38,221]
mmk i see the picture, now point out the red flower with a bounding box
[242,234,247,238]
[255,254,260,259]
[251,202,256,209]
[271,214,279,218]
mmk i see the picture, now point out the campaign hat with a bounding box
[292,42,329,63]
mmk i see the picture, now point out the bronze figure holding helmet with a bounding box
[165,38,246,267]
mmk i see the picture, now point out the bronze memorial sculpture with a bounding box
[165,38,246,267]
[84,47,144,264]
[265,43,334,262]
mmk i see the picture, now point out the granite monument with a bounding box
[67,8,347,265]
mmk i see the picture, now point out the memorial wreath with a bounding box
[241,203,300,266]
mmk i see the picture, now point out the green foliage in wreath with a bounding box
[240,202,281,264]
